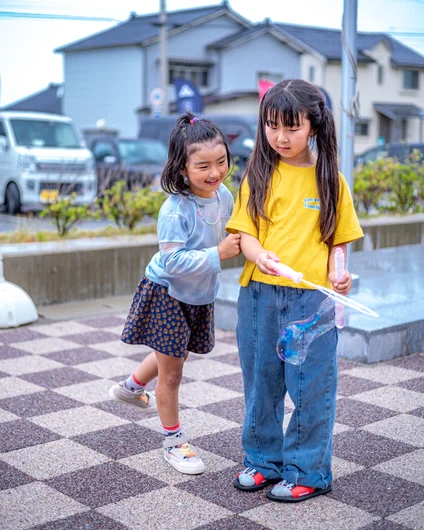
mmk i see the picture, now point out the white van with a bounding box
[0,111,97,214]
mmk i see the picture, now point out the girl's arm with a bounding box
[240,232,280,276]
[328,243,352,295]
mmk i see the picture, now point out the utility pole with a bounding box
[340,0,358,265]
[159,0,168,115]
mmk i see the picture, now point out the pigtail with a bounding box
[315,105,339,250]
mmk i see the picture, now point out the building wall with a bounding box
[204,96,259,114]
[144,15,244,107]
[63,46,143,137]
[324,41,424,153]
[220,34,301,93]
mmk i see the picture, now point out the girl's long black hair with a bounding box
[245,79,339,250]
[161,111,232,196]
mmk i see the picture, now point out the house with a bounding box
[54,2,311,137]
[276,23,424,152]
[2,83,64,115]
[49,2,424,151]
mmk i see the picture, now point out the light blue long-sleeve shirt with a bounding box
[145,183,234,305]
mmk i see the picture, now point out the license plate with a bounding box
[40,189,59,203]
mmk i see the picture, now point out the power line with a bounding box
[0,10,119,22]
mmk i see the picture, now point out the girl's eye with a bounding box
[199,166,208,170]
[289,128,300,132]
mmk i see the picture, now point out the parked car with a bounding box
[0,110,97,214]
[138,114,258,180]
[355,142,424,166]
[89,136,167,191]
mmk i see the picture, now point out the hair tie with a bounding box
[190,117,200,124]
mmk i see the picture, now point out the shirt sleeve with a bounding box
[225,180,259,237]
[334,174,364,245]
[158,213,221,276]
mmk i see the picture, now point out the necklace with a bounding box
[186,190,222,226]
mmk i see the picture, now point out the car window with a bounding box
[92,141,116,161]
[363,148,386,163]
[10,119,80,148]
[118,139,167,165]
[0,120,7,137]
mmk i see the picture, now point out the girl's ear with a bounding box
[180,167,187,176]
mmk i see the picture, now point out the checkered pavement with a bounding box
[0,313,423,530]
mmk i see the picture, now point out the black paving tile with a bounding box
[0,390,81,417]
[45,347,113,365]
[20,367,99,389]
[46,461,166,508]
[0,460,35,490]
[330,469,424,517]
[30,510,128,530]
[336,397,398,428]
[0,419,60,452]
[73,423,163,459]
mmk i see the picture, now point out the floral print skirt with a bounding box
[121,277,215,358]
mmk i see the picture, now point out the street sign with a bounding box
[150,87,165,106]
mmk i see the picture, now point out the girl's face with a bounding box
[265,114,314,166]
[182,140,229,198]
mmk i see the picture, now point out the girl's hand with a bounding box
[255,250,280,275]
[218,233,241,260]
[328,269,352,295]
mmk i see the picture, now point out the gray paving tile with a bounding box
[330,469,424,517]
[362,414,424,448]
[94,398,159,421]
[0,390,81,417]
[199,396,245,425]
[387,353,424,372]
[0,482,87,530]
[46,461,166,508]
[30,510,129,530]
[195,515,270,530]
[193,427,244,465]
[81,315,127,328]
[0,344,28,360]
[397,377,424,393]
[360,520,411,530]
[0,419,60,452]
[206,372,244,393]
[19,366,99,389]
[336,397,398,428]
[0,460,35,491]
[63,330,122,345]
[387,501,424,529]
[98,486,233,530]
[45,347,113,365]
[333,429,416,467]
[373,449,424,485]
[337,373,386,397]
[0,328,44,344]
[73,423,163,459]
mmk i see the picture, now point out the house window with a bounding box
[168,66,209,88]
[355,120,369,136]
[257,71,283,84]
[377,65,384,85]
[308,66,315,83]
[403,70,419,90]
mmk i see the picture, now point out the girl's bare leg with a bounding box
[154,351,186,426]
[133,351,159,384]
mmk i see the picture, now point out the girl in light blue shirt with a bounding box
[110,112,241,475]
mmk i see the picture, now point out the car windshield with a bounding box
[118,139,167,165]
[10,119,80,148]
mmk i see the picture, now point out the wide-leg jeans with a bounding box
[236,281,338,489]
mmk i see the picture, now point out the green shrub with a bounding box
[353,159,388,214]
[98,180,166,231]
[40,194,99,237]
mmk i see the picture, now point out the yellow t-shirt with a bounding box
[226,160,364,289]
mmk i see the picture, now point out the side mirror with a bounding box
[103,155,118,164]
[0,136,8,152]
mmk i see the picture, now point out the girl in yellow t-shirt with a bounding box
[226,79,363,503]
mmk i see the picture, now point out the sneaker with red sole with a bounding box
[234,467,278,492]
[266,479,332,502]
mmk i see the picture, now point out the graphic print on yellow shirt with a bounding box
[226,160,364,289]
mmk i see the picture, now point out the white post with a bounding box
[159,0,169,115]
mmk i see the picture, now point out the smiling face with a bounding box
[265,114,314,167]
[182,140,229,198]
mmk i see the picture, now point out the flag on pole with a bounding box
[174,78,203,113]
[258,79,275,101]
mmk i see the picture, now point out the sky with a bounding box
[0,0,423,107]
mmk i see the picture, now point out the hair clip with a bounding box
[190,117,200,124]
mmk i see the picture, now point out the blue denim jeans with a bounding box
[236,281,338,489]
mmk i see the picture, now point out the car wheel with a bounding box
[5,183,22,215]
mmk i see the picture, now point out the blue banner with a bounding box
[174,77,203,114]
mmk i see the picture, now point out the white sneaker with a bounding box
[163,432,205,475]
[109,382,156,411]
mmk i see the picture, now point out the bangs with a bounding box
[264,89,307,128]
